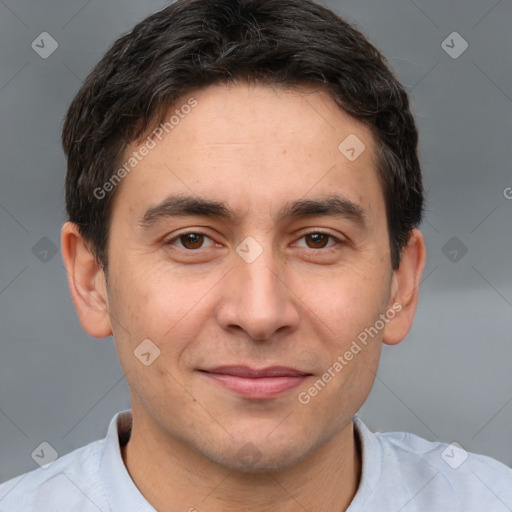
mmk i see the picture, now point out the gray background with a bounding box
[0,0,511,483]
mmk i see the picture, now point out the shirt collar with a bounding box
[346,414,384,510]
[99,409,156,512]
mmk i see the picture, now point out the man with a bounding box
[1,0,510,510]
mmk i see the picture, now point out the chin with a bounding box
[201,438,315,474]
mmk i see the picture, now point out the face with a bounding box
[101,82,399,471]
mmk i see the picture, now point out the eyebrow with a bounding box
[138,194,367,229]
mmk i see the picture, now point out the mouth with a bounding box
[198,366,312,399]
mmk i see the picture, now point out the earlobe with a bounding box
[61,221,113,338]
[382,229,426,346]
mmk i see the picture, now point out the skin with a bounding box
[61,82,426,511]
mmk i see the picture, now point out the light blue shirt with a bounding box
[1,409,511,511]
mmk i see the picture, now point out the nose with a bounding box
[216,245,301,341]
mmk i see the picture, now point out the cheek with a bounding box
[108,260,218,367]
[312,265,389,405]
[107,270,199,411]
[301,264,391,342]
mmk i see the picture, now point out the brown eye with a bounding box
[165,231,218,252]
[178,233,205,249]
[304,233,330,249]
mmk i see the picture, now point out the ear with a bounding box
[382,228,426,346]
[61,221,112,338]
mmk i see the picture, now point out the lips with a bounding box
[199,366,312,399]
[201,366,310,378]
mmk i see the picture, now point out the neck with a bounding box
[121,408,362,512]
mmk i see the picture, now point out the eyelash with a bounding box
[165,230,343,251]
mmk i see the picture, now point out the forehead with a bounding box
[111,82,384,228]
